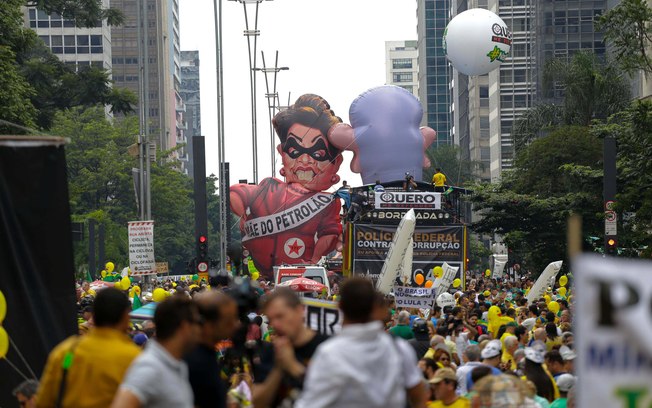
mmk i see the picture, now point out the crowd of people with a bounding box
[12,270,575,408]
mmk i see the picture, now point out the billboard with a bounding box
[352,224,466,287]
[374,191,441,210]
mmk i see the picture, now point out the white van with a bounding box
[273,265,331,296]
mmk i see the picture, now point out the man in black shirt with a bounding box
[185,291,241,408]
[253,288,328,407]
[408,319,431,359]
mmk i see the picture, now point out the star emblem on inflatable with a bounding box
[284,238,306,259]
[487,46,507,63]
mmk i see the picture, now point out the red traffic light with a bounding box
[199,235,207,243]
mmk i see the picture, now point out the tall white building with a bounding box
[385,40,419,98]
[22,2,112,72]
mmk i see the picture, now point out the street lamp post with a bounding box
[230,0,274,184]
[214,0,228,269]
[256,50,288,178]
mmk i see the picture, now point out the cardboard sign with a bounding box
[394,285,436,308]
[155,262,168,274]
[128,221,156,275]
[574,255,652,408]
[302,298,342,336]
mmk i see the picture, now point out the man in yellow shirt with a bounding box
[80,281,96,298]
[428,368,470,408]
[432,168,447,192]
[37,288,141,408]
[501,336,519,372]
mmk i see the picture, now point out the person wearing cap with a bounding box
[428,368,470,408]
[133,333,148,348]
[559,346,576,374]
[523,341,559,403]
[409,319,433,359]
[465,340,503,392]
[550,374,575,408]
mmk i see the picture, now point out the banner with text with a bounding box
[128,221,156,275]
[375,191,441,210]
[302,298,342,336]
[574,255,652,408]
[394,286,436,308]
[352,224,465,287]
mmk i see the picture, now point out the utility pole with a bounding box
[604,136,618,255]
[214,0,228,269]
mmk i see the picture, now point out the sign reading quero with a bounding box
[375,192,441,210]
[128,221,156,275]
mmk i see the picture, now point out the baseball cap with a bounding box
[481,340,502,359]
[429,367,457,384]
[506,321,518,328]
[556,374,576,392]
[133,333,148,346]
[412,319,429,335]
[560,347,577,361]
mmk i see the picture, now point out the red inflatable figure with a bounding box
[230,95,344,276]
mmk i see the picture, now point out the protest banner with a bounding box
[393,285,436,308]
[376,209,415,294]
[435,262,459,297]
[492,254,508,279]
[526,260,562,303]
[302,298,342,336]
[574,255,652,408]
[128,221,156,275]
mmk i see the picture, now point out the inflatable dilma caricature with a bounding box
[230,95,343,276]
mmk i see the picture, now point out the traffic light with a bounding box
[197,235,209,273]
[606,238,617,255]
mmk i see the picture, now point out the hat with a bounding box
[525,341,546,364]
[556,374,576,392]
[560,347,576,361]
[133,333,148,346]
[481,340,502,359]
[413,319,428,334]
[506,321,518,328]
[428,367,457,384]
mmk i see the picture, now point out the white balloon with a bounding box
[437,292,456,308]
[444,8,512,76]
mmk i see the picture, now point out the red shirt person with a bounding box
[230,94,344,276]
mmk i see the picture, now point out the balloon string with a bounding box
[10,336,38,379]
[2,357,31,381]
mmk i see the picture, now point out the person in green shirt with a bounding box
[389,310,414,340]
[550,374,575,408]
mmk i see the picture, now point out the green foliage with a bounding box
[53,107,198,274]
[592,100,652,256]
[29,0,124,27]
[471,126,604,274]
[423,144,484,185]
[0,46,37,133]
[513,52,631,152]
[597,0,652,75]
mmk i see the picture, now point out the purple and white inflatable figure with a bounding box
[328,85,437,184]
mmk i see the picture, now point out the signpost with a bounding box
[128,221,156,275]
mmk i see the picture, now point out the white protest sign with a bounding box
[435,262,458,297]
[377,209,416,294]
[574,255,652,408]
[394,285,436,308]
[526,260,562,303]
[128,221,156,275]
[399,237,414,285]
[302,298,342,336]
[437,292,455,308]
[492,254,508,279]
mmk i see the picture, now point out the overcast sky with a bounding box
[179,0,418,189]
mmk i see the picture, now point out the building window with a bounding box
[400,85,413,93]
[393,73,413,83]
[481,147,491,161]
[392,58,412,69]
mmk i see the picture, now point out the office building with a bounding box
[417,0,453,146]
[110,0,177,153]
[180,50,202,179]
[22,3,112,72]
[385,41,419,98]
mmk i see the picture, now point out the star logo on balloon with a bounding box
[284,238,305,259]
[487,45,508,63]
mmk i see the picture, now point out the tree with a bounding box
[423,144,484,186]
[513,52,631,152]
[597,0,652,75]
[471,126,604,274]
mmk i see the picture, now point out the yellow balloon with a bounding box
[105,262,115,273]
[558,287,567,297]
[0,327,8,359]
[424,280,433,288]
[452,278,461,288]
[114,281,122,291]
[548,301,560,314]
[543,294,551,304]
[433,266,443,279]
[415,274,425,286]
[101,270,107,278]
[120,276,131,289]
[152,288,167,303]
[252,272,260,281]
[485,269,491,277]
[483,290,491,297]
[559,275,568,287]
[0,290,6,322]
